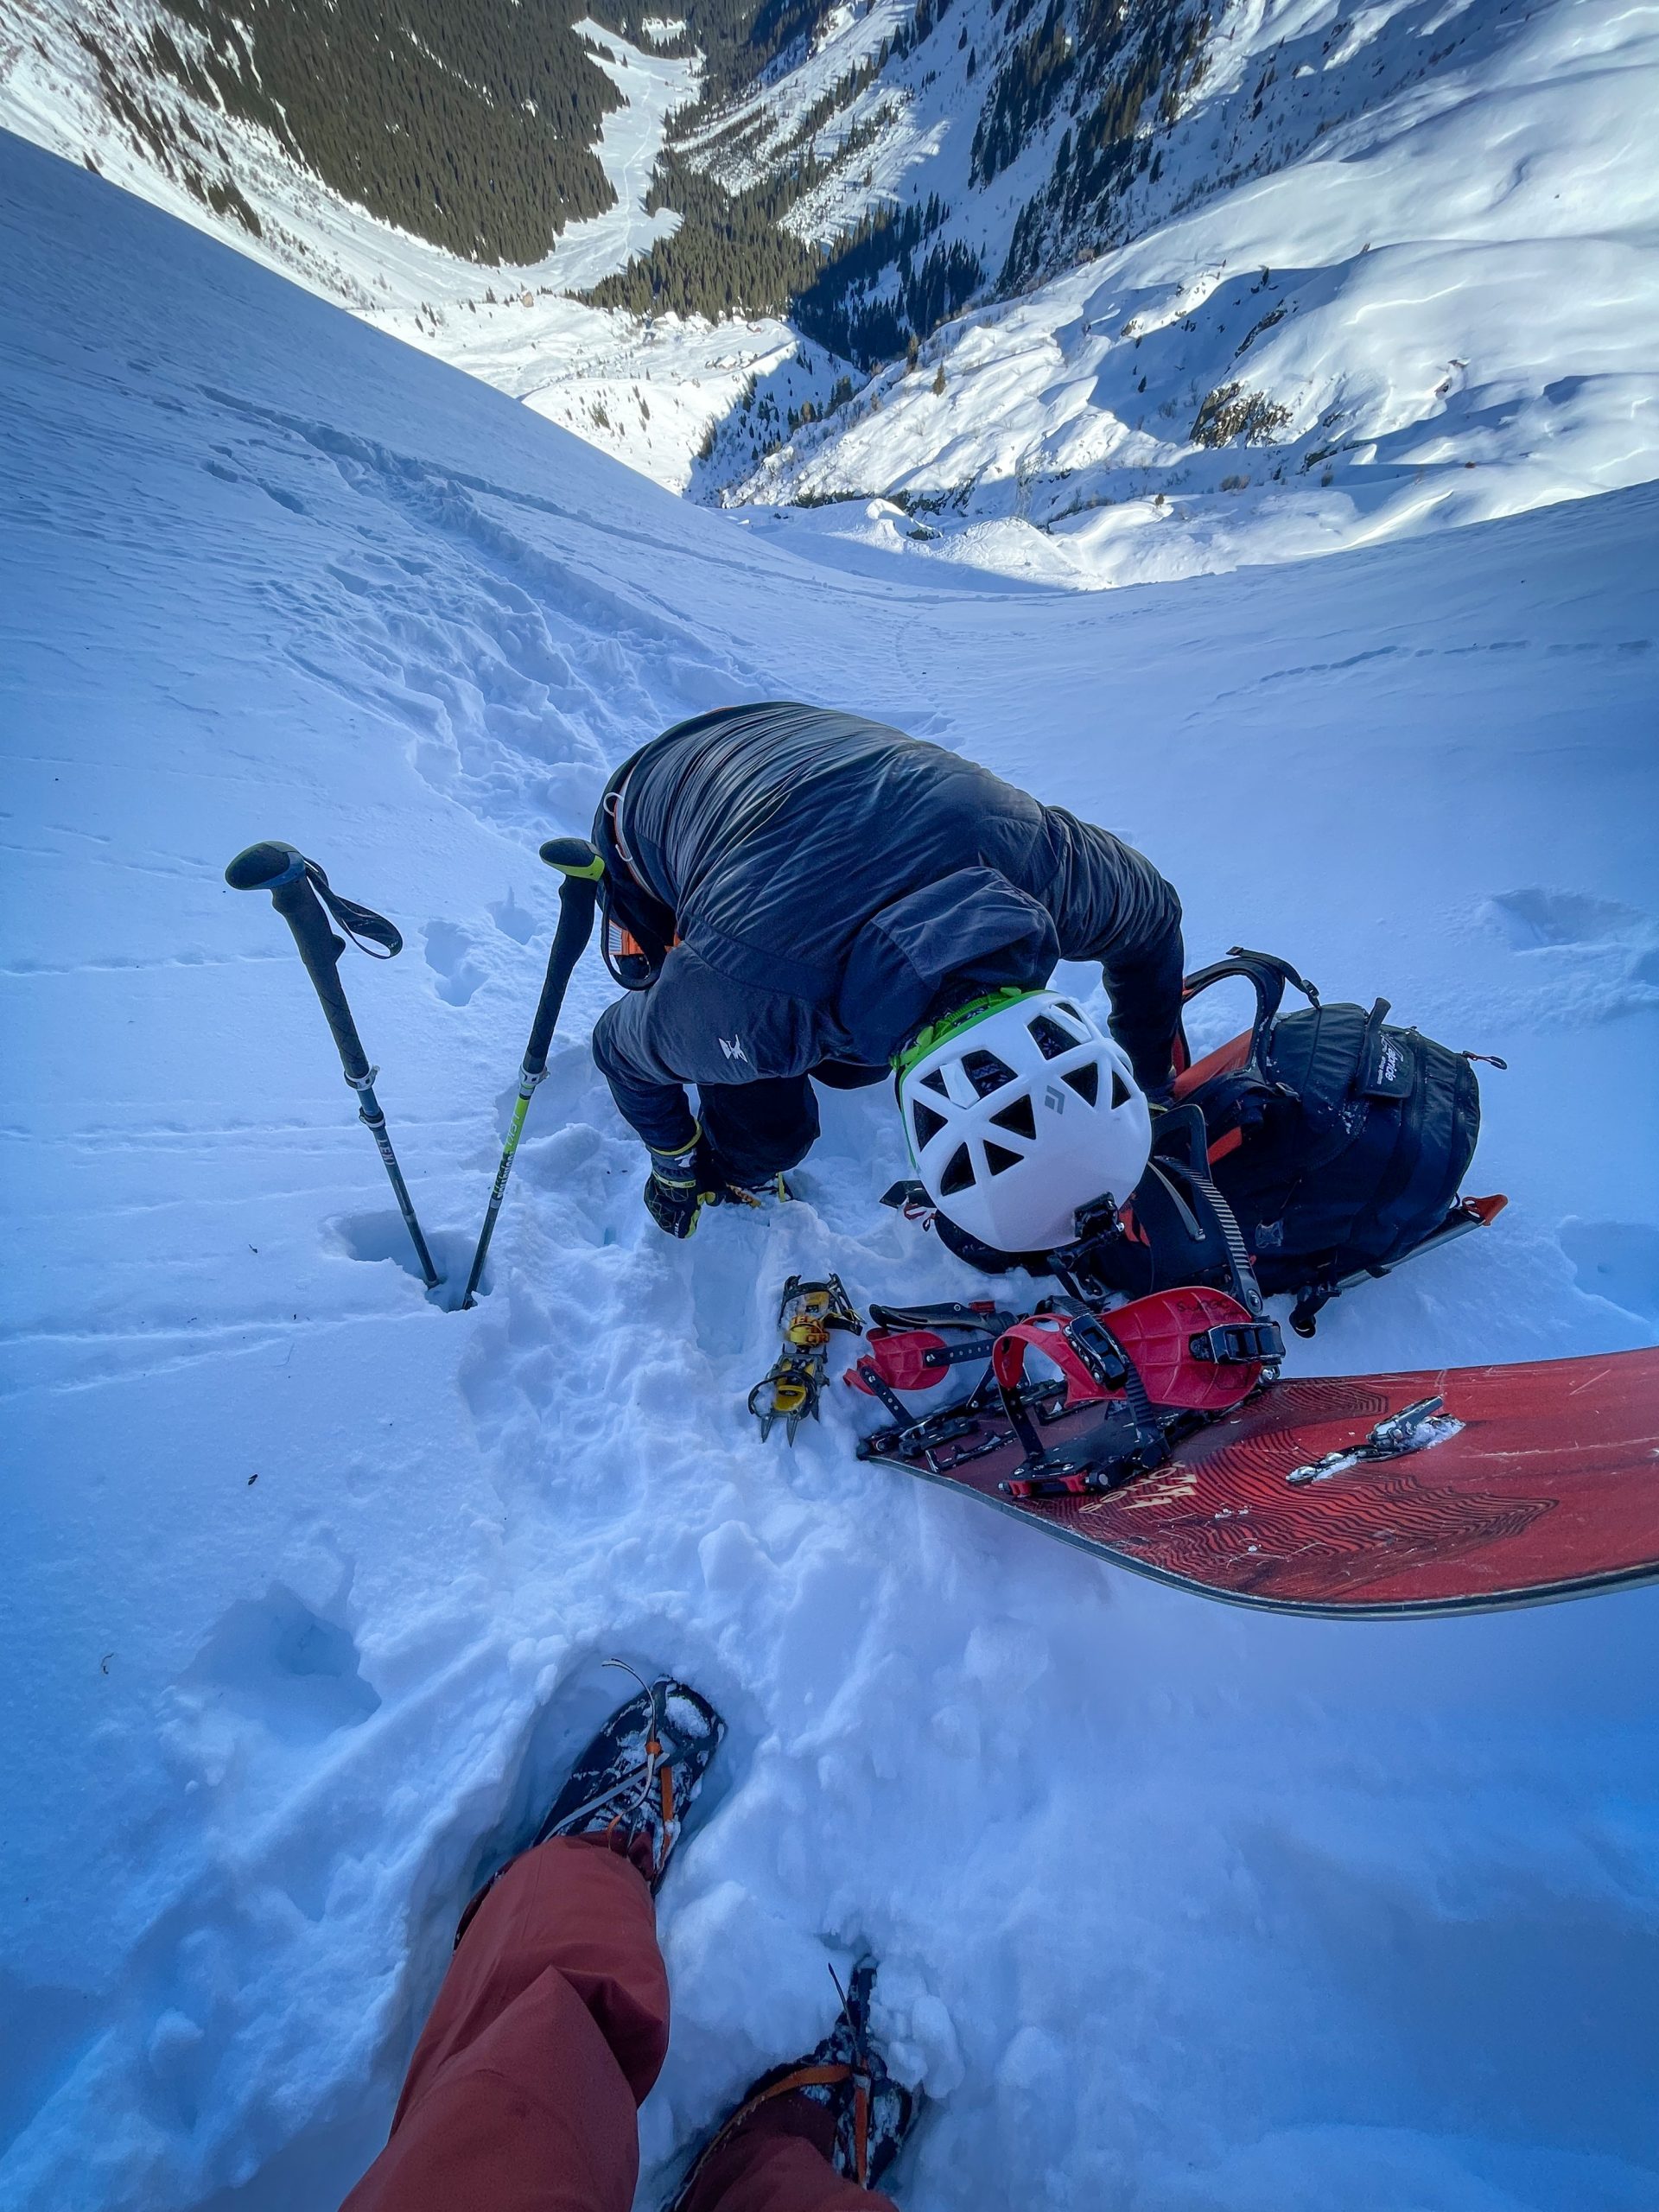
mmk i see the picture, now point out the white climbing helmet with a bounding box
[896,987,1152,1253]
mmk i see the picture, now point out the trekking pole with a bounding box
[458,836,604,1310]
[226,840,441,1292]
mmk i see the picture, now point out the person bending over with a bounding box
[586,703,1182,1256]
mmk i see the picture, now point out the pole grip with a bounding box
[524,875,600,1076]
[271,874,373,1083]
[226,841,372,1082]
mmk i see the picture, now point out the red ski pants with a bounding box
[341,1835,898,2212]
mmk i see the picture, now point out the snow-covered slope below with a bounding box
[728,0,1659,585]
[3,130,1658,2212]
[9,0,1658,575]
[0,0,841,491]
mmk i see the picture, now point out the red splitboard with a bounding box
[882,1346,1659,1616]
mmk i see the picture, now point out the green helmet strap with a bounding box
[893,984,1035,1079]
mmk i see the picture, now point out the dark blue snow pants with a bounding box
[698,1062,885,1183]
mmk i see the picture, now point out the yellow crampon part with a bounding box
[748,1274,862,1443]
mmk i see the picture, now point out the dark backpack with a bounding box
[1173,949,1484,1330]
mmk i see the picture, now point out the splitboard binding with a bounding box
[854,1285,1284,1498]
[744,1249,1658,1611]
[844,1298,1021,1438]
[749,1274,863,1442]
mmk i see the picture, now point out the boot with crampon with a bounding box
[670,1958,918,2209]
[454,1667,724,1946]
[533,1670,725,1890]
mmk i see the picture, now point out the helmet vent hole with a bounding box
[919,1068,950,1098]
[983,1141,1021,1178]
[961,1049,1014,1096]
[1027,1015,1075,1061]
[1063,1063,1099,1108]
[989,1092,1037,1141]
[1110,1068,1131,1110]
[939,1144,975,1198]
[912,1100,947,1150]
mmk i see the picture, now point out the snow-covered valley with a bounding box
[3,122,1658,2212]
[0,0,836,491]
[4,0,1657,593]
[719,0,1659,585]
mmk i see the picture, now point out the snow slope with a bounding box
[3,129,1659,2212]
[732,0,1659,586]
[0,0,836,492]
[9,0,1657,576]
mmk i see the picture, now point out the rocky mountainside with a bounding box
[705,0,1659,586]
[589,0,1215,360]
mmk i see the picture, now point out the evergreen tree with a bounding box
[149,0,625,262]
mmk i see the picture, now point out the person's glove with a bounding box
[644,1131,709,1239]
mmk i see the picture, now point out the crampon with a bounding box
[748,1274,862,1442]
[669,1957,917,2207]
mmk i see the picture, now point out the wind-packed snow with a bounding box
[3,129,1658,2212]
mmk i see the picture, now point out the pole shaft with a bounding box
[459,1082,532,1310]
[460,872,599,1309]
[226,843,441,1292]
[358,1081,442,1290]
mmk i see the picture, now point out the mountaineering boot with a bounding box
[644,1132,708,1239]
[454,1669,725,1946]
[669,1958,918,2209]
[644,1130,790,1237]
[534,1669,726,1889]
[696,1129,792,1210]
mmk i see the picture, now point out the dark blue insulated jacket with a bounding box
[589,703,1184,1153]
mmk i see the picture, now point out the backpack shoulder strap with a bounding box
[1179,947,1319,1067]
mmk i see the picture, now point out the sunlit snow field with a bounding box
[733,0,1659,584]
[2,130,1657,2211]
